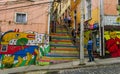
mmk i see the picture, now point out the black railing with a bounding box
[62,22,80,50]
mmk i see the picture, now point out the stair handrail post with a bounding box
[80,0,85,65]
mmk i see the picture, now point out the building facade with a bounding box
[68,0,120,58]
[86,0,120,57]
[0,0,51,69]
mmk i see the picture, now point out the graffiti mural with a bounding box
[105,31,120,58]
[0,29,50,69]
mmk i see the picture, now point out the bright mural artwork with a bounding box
[105,31,120,58]
[0,29,50,69]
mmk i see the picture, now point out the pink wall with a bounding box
[0,0,49,33]
[92,0,118,15]
[104,0,118,15]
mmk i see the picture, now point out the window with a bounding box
[86,0,91,19]
[118,0,120,5]
[15,13,27,24]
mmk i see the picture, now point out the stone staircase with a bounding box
[40,24,80,64]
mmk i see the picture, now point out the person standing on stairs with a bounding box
[51,14,56,33]
[64,16,68,26]
[87,38,94,62]
[71,29,77,44]
[67,15,71,27]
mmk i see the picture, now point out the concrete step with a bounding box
[51,39,72,42]
[45,53,79,57]
[50,51,79,54]
[51,37,72,40]
[50,47,79,51]
[54,32,68,34]
[40,57,78,61]
[50,33,69,36]
[50,42,73,44]
[50,44,78,48]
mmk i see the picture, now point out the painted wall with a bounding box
[58,0,70,18]
[88,0,99,25]
[70,0,81,28]
[0,0,51,69]
[104,0,118,15]
[0,30,50,69]
[0,0,49,33]
[89,0,118,25]
[104,31,120,58]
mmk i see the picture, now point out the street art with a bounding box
[105,31,120,58]
[0,29,50,69]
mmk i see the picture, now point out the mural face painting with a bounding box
[0,29,50,69]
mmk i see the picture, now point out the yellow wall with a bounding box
[89,0,99,25]
[55,0,71,18]
[70,0,81,28]
[89,8,100,25]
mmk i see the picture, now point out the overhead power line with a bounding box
[0,1,53,11]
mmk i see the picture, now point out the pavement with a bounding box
[1,57,120,74]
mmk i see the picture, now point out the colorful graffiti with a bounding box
[105,31,120,58]
[0,29,50,69]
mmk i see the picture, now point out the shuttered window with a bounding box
[118,0,120,5]
[15,13,27,24]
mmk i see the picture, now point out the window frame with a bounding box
[15,12,27,24]
[86,0,92,20]
[118,0,120,5]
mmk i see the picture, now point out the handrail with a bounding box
[62,22,80,50]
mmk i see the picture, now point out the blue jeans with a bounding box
[88,50,94,61]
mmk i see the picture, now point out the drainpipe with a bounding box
[80,0,85,65]
[48,0,52,35]
[98,0,102,56]
[100,0,105,57]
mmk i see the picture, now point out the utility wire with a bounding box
[0,1,53,11]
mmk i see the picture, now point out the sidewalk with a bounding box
[1,57,120,74]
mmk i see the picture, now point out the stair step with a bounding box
[56,25,65,28]
[51,35,70,38]
[51,47,79,51]
[50,44,78,48]
[51,37,80,40]
[50,42,73,44]
[40,57,78,61]
[55,32,68,34]
[56,29,66,31]
[51,40,71,42]
[51,36,71,39]
[51,50,79,54]
[50,52,79,56]
[45,53,79,57]
[39,59,70,64]
[51,37,72,40]
[50,33,68,36]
